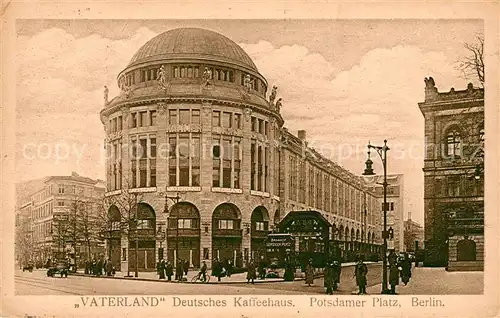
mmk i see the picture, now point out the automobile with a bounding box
[47,262,69,277]
[22,263,34,272]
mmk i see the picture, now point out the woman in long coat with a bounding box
[165,261,174,281]
[157,259,166,279]
[212,258,222,282]
[389,263,400,294]
[324,261,335,294]
[305,259,314,286]
[400,253,411,285]
[246,260,256,284]
[354,257,368,294]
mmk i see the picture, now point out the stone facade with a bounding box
[100,28,382,271]
[418,79,484,270]
[15,173,105,267]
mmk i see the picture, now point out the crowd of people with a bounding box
[84,258,115,276]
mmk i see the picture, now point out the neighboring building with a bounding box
[418,78,484,271]
[15,172,106,267]
[363,174,405,253]
[100,27,382,272]
[403,217,424,252]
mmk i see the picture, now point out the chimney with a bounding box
[298,130,306,141]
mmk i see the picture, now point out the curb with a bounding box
[69,262,380,285]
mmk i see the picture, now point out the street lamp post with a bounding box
[363,139,390,294]
[158,190,181,265]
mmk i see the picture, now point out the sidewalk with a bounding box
[364,266,483,295]
[72,261,371,285]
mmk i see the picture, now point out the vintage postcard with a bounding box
[1,1,499,317]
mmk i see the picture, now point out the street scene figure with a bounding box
[175,260,183,281]
[224,258,233,277]
[283,256,295,281]
[183,259,189,276]
[332,255,342,291]
[388,250,400,294]
[198,261,208,282]
[305,259,314,286]
[157,259,166,279]
[105,259,114,276]
[165,260,173,281]
[354,256,368,295]
[324,259,336,295]
[400,253,412,285]
[258,256,266,279]
[212,258,223,282]
[246,259,256,284]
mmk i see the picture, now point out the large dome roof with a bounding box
[128,27,258,71]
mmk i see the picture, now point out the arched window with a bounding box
[446,129,461,157]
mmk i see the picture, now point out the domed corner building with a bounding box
[100,27,285,272]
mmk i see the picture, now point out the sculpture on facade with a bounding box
[275,98,283,112]
[202,67,213,87]
[424,77,435,89]
[103,85,109,104]
[244,74,253,92]
[269,85,278,104]
[157,65,169,90]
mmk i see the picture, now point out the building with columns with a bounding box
[418,78,484,271]
[100,27,382,272]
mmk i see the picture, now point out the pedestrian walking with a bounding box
[332,255,342,291]
[400,253,411,285]
[258,256,266,279]
[212,258,222,282]
[354,255,368,295]
[283,256,295,281]
[246,259,256,284]
[226,259,233,277]
[176,260,183,281]
[165,260,173,281]
[157,259,166,279]
[183,259,189,276]
[305,259,314,286]
[324,260,336,295]
[106,259,113,276]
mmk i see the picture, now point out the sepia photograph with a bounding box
[2,2,499,317]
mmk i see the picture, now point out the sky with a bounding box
[15,19,484,225]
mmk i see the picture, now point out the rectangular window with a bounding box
[234,137,241,189]
[150,138,156,158]
[250,141,256,190]
[213,136,221,187]
[258,119,264,134]
[178,219,192,229]
[257,146,262,191]
[169,110,177,125]
[222,138,231,188]
[255,221,265,231]
[179,109,190,125]
[212,111,221,127]
[58,201,64,206]
[131,160,137,188]
[117,116,123,131]
[178,134,190,186]
[191,109,200,125]
[130,113,137,128]
[139,159,147,187]
[447,175,461,197]
[234,113,241,129]
[139,111,148,127]
[251,117,256,132]
[264,121,268,136]
[58,185,64,194]
[150,111,157,126]
[191,135,201,187]
[390,202,394,211]
[218,219,234,229]
[222,112,232,128]
[169,137,177,159]
[140,139,147,159]
[150,159,156,187]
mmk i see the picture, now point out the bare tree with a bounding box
[97,180,144,277]
[456,33,484,87]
